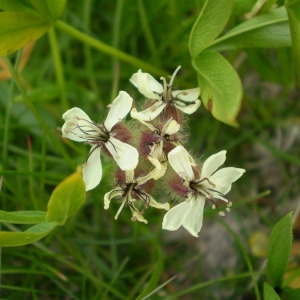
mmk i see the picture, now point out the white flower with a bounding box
[162,146,245,237]
[104,170,170,223]
[130,66,201,122]
[62,91,139,191]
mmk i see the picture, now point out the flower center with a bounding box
[75,118,110,144]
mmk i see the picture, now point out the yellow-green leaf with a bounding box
[0,210,46,224]
[0,222,57,247]
[46,170,86,225]
[192,50,242,126]
[0,11,51,57]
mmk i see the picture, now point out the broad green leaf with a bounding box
[0,11,51,57]
[189,0,233,57]
[0,0,35,12]
[0,210,46,224]
[208,7,291,51]
[30,0,66,19]
[46,170,86,225]
[285,0,300,86]
[263,282,281,300]
[267,212,293,287]
[192,50,242,126]
[0,221,56,247]
[47,0,67,19]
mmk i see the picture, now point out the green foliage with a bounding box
[263,282,281,300]
[209,7,291,51]
[192,51,242,126]
[285,0,300,85]
[188,0,234,58]
[46,170,86,225]
[0,222,57,247]
[0,0,66,57]
[266,212,293,288]
[0,171,86,247]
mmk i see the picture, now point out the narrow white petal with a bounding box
[131,101,166,122]
[182,196,205,237]
[131,210,148,224]
[148,193,170,210]
[162,201,192,231]
[62,107,92,122]
[106,136,139,170]
[175,99,201,114]
[201,150,227,179]
[168,146,194,181]
[104,188,124,209]
[82,146,102,191]
[104,91,133,131]
[210,167,245,195]
[130,70,163,100]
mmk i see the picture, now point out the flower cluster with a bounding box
[62,66,245,237]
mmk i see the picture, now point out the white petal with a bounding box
[172,88,200,102]
[162,201,192,231]
[168,146,194,181]
[82,146,102,191]
[131,210,148,224]
[130,70,163,100]
[62,107,92,122]
[62,108,96,142]
[210,167,245,195]
[104,91,133,131]
[182,196,205,237]
[106,136,139,170]
[163,119,180,135]
[148,193,170,210]
[174,99,201,114]
[201,150,227,179]
[104,188,124,209]
[131,101,166,122]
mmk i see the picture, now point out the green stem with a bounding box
[137,0,160,64]
[54,20,167,76]
[48,25,69,111]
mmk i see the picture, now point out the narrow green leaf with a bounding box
[192,50,242,126]
[46,170,86,225]
[0,222,57,247]
[136,247,164,299]
[0,11,50,57]
[263,282,281,300]
[209,7,291,51]
[267,212,293,287]
[0,211,46,224]
[285,0,300,86]
[189,0,234,57]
